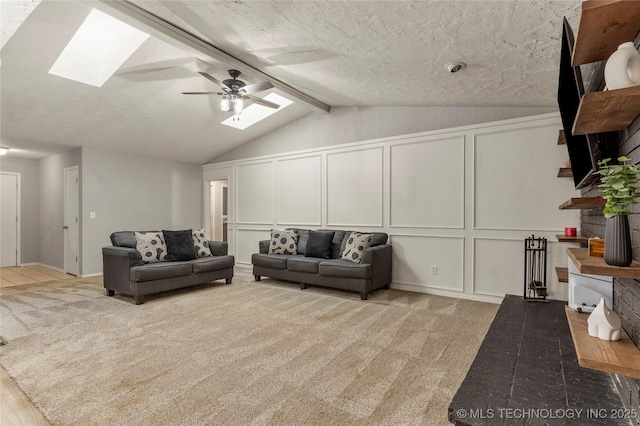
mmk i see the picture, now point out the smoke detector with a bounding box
[444,62,467,73]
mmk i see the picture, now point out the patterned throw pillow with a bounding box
[134,231,167,263]
[268,229,298,255]
[192,228,212,257]
[341,232,374,264]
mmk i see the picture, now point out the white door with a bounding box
[210,180,228,242]
[64,167,79,276]
[0,173,18,267]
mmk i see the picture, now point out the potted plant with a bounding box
[597,156,639,266]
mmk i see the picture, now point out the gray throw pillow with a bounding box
[163,229,197,261]
[305,231,334,259]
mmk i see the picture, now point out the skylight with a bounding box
[48,9,149,87]
[221,93,293,130]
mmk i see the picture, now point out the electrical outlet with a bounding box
[90,212,96,219]
[431,265,438,275]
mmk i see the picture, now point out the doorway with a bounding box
[0,172,20,267]
[64,166,79,276]
[210,180,228,242]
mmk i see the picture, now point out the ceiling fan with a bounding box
[182,69,279,113]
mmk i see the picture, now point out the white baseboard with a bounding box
[391,282,503,304]
[18,262,37,266]
[81,273,103,278]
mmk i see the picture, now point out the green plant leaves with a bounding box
[597,157,640,218]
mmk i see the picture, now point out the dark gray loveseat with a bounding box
[252,229,392,300]
[103,231,234,304]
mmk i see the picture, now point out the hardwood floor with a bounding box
[0,265,75,287]
[1,265,72,425]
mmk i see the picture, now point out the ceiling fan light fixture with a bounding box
[233,97,244,114]
[220,97,230,112]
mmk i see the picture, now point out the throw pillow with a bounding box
[305,230,334,259]
[134,231,167,263]
[268,229,298,255]
[163,229,197,261]
[341,231,374,264]
[192,228,212,258]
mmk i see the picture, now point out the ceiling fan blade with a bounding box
[246,95,280,109]
[198,72,229,90]
[181,92,221,95]
[242,80,274,94]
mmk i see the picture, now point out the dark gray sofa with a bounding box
[252,229,392,300]
[103,231,234,304]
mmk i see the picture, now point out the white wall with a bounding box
[210,106,555,163]
[81,147,203,275]
[39,149,82,271]
[204,113,580,303]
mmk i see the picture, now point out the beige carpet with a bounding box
[0,271,498,425]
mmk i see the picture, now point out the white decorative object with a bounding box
[604,42,640,90]
[587,298,621,341]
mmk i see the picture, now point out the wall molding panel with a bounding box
[204,113,576,302]
[389,136,465,229]
[326,147,383,227]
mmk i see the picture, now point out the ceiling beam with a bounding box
[92,0,330,114]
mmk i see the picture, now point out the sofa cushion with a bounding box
[163,229,197,261]
[192,228,212,258]
[370,233,389,247]
[252,253,296,270]
[341,232,374,264]
[134,231,167,263]
[192,255,234,274]
[111,231,137,248]
[287,257,322,273]
[305,230,334,259]
[329,230,347,259]
[130,261,192,282]
[287,229,310,256]
[318,259,372,279]
[269,229,298,255]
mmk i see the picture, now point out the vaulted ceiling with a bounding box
[1,0,581,163]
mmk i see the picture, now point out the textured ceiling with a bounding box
[1,0,582,163]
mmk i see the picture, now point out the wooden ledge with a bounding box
[565,306,640,379]
[566,247,640,279]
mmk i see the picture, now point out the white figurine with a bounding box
[587,298,621,341]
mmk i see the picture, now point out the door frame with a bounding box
[63,166,80,275]
[1,171,21,266]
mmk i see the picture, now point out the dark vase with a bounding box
[604,215,632,267]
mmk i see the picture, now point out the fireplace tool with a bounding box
[524,235,547,301]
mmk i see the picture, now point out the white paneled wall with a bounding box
[275,155,322,226]
[204,113,580,303]
[327,148,384,227]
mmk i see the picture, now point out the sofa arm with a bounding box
[362,245,392,290]
[208,241,228,256]
[259,240,270,254]
[102,246,143,293]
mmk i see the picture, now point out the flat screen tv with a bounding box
[558,18,617,189]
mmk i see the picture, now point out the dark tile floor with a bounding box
[449,295,632,426]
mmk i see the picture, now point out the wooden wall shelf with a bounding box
[566,247,640,279]
[572,86,640,135]
[558,168,573,178]
[556,267,568,283]
[557,129,566,145]
[556,234,588,244]
[572,0,640,66]
[565,306,640,379]
[559,197,605,210]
